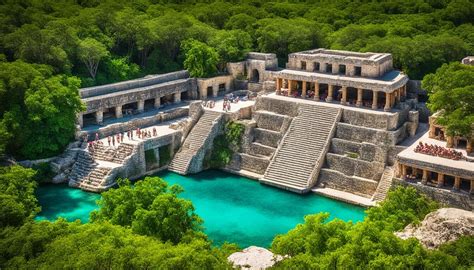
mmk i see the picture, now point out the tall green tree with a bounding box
[209,30,252,71]
[422,62,474,138]
[181,39,219,78]
[77,38,109,80]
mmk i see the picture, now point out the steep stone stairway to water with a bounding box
[261,104,341,193]
[168,110,223,175]
[372,166,395,202]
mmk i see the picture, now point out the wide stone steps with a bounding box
[261,104,341,193]
[168,110,222,174]
[372,166,395,202]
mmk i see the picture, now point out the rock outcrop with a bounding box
[228,246,285,270]
[395,208,474,249]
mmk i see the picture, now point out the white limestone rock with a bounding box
[227,246,284,270]
[395,208,474,249]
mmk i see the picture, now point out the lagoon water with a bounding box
[36,170,366,247]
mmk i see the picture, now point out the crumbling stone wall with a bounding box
[325,153,385,180]
[318,169,378,198]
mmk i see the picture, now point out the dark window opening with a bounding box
[326,64,332,73]
[339,64,346,74]
[218,83,226,95]
[83,112,96,126]
[181,91,189,100]
[144,99,155,111]
[314,62,320,71]
[207,86,213,98]
[355,66,362,76]
[301,61,306,70]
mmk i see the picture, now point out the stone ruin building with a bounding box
[45,48,472,210]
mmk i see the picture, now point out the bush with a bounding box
[207,121,245,168]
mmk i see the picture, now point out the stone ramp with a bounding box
[168,110,223,175]
[260,104,341,193]
[372,166,395,202]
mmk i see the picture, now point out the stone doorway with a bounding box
[251,69,260,83]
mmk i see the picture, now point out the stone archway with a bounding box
[251,69,260,83]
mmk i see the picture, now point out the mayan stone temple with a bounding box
[41,48,471,211]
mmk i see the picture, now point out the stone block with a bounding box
[253,128,281,148]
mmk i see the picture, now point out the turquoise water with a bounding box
[36,170,366,247]
[35,184,101,223]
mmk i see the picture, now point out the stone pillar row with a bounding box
[275,77,402,112]
[399,163,473,194]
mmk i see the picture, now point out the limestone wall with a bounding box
[253,128,281,148]
[83,79,194,113]
[197,75,233,99]
[253,111,290,132]
[254,97,300,117]
[341,108,402,130]
[325,153,384,180]
[239,153,270,174]
[227,62,246,78]
[80,70,190,98]
[393,179,473,211]
[335,123,402,146]
[318,169,378,198]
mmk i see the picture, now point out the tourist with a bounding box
[95,132,99,141]
[116,134,120,145]
[131,130,134,140]
[107,136,111,146]
[153,127,157,137]
[137,128,141,139]
[112,136,115,146]
[148,130,152,137]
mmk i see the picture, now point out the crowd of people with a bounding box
[86,127,160,152]
[414,141,463,160]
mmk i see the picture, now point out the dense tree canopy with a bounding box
[0,61,83,159]
[0,165,38,227]
[0,0,473,159]
[422,62,474,138]
[91,176,202,243]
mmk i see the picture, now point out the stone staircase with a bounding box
[91,143,135,164]
[372,166,395,202]
[68,142,136,192]
[168,110,223,174]
[261,104,341,192]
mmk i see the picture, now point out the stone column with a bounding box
[346,65,355,76]
[76,113,83,128]
[115,105,123,119]
[302,81,307,98]
[437,173,444,187]
[470,180,474,195]
[320,63,326,72]
[446,136,454,148]
[288,80,293,96]
[422,169,428,185]
[174,92,181,103]
[326,84,333,102]
[212,85,218,97]
[95,110,103,125]
[137,100,145,113]
[453,176,461,191]
[356,88,363,107]
[341,86,347,105]
[154,97,161,108]
[467,140,472,154]
[384,92,391,112]
[314,82,320,100]
[276,78,281,94]
[332,63,339,74]
[401,164,407,179]
[372,90,378,110]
